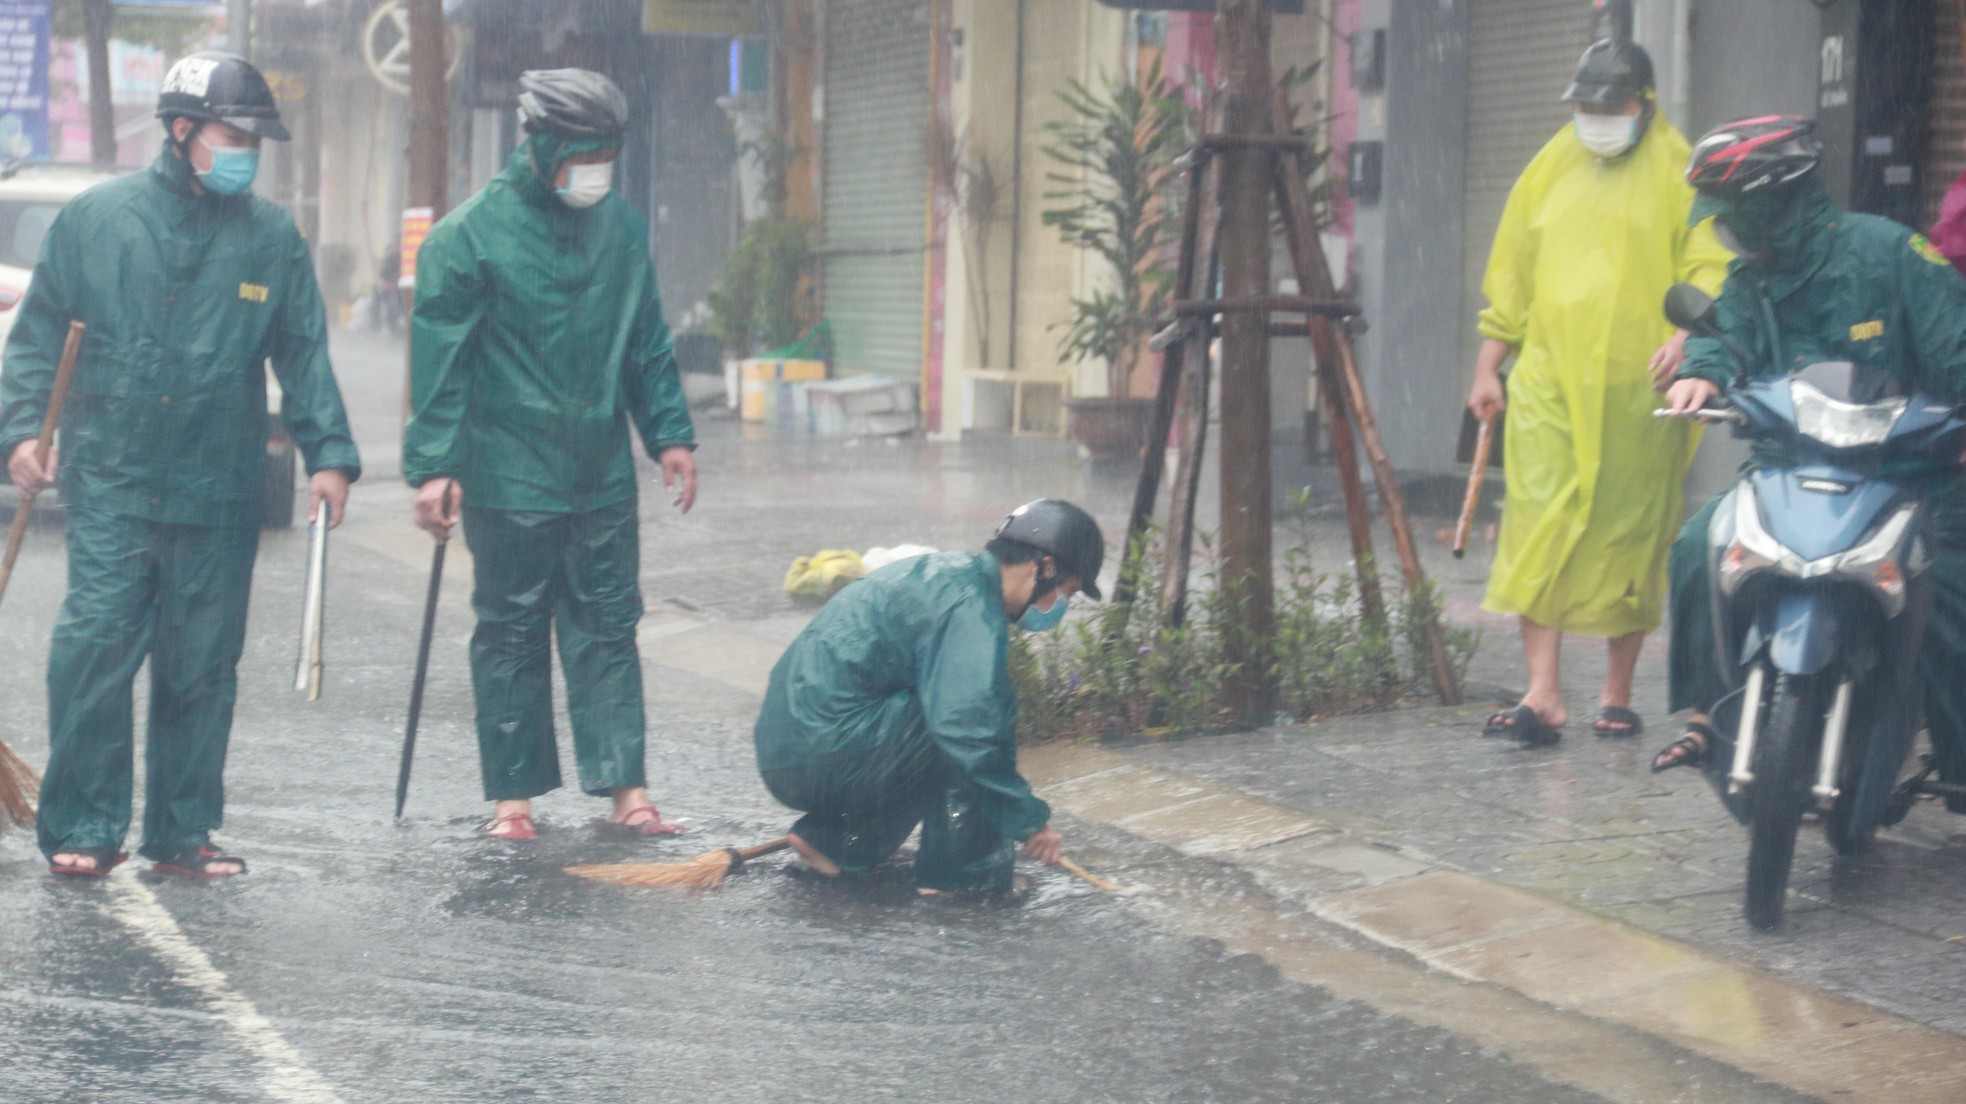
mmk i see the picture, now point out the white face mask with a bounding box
[557,161,614,209]
[1573,112,1639,159]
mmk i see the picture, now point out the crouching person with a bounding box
[752,500,1104,896]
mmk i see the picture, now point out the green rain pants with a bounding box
[758,689,1018,893]
[462,501,647,801]
[35,510,258,862]
[1668,494,1966,808]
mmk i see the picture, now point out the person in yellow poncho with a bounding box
[1466,38,1730,746]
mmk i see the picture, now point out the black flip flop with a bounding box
[1651,720,1718,773]
[152,845,248,879]
[1594,706,1644,738]
[1482,704,1561,747]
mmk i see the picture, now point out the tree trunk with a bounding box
[83,0,113,165]
[1215,0,1275,725]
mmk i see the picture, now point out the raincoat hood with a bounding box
[1703,179,1837,297]
[516,132,619,206]
[404,133,693,513]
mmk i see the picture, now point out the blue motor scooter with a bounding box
[1662,283,1966,929]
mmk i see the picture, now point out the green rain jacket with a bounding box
[403,138,694,512]
[0,149,360,527]
[1678,184,1966,538]
[754,551,1053,843]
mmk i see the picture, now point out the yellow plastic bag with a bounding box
[784,549,866,602]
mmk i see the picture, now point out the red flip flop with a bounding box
[610,806,685,837]
[482,812,537,840]
[49,849,128,878]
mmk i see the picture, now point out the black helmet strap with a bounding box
[165,115,206,159]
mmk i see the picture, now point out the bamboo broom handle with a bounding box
[735,838,793,862]
[1452,417,1494,559]
[0,321,86,610]
[1058,856,1122,892]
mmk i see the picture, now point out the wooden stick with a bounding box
[1267,94,1458,704]
[1161,106,1226,628]
[1268,94,1385,633]
[1058,856,1123,892]
[0,321,85,610]
[1115,131,1214,609]
[1170,294,1360,317]
[1453,417,1494,559]
[1333,335,1462,704]
[0,320,84,829]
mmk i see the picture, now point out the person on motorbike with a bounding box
[1652,116,1966,813]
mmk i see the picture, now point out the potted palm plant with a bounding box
[1042,63,1183,462]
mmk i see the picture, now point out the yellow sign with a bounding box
[643,0,762,35]
[262,69,308,104]
[239,283,269,303]
[400,207,434,291]
[1849,320,1883,341]
[1911,233,1950,267]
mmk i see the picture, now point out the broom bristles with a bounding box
[566,847,738,890]
[0,738,40,831]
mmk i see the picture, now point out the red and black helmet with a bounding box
[1686,116,1821,220]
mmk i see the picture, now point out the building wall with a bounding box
[1011,0,1127,407]
[1349,0,1469,476]
[939,0,1022,436]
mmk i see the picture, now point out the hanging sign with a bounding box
[365,0,462,97]
[0,0,49,161]
[643,0,762,36]
[399,206,433,290]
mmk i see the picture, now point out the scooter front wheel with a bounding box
[1746,671,1828,930]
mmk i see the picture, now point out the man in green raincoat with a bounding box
[404,69,697,840]
[0,52,360,877]
[1651,117,1966,809]
[1466,38,1730,746]
[754,499,1104,896]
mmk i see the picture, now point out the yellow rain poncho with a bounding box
[1478,116,1730,636]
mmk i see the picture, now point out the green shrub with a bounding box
[1009,526,1477,744]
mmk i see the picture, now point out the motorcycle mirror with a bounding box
[1663,283,1719,336]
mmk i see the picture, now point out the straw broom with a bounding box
[566,837,1125,892]
[0,321,86,831]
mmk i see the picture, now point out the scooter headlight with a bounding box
[1791,379,1907,449]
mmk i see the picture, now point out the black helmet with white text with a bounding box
[155,51,289,141]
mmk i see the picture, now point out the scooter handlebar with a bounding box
[1652,406,1744,424]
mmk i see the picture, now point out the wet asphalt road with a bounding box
[0,334,1663,1104]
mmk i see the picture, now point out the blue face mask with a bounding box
[197,139,259,196]
[1018,592,1070,633]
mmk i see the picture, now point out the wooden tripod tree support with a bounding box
[1269,92,1460,706]
[1115,91,1463,707]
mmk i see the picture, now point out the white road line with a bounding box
[107,875,345,1104]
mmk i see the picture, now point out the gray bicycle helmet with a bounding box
[515,68,629,141]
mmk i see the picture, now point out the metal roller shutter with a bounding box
[1461,0,1596,358]
[1927,1,1966,226]
[821,0,931,379]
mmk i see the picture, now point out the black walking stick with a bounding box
[396,485,452,818]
